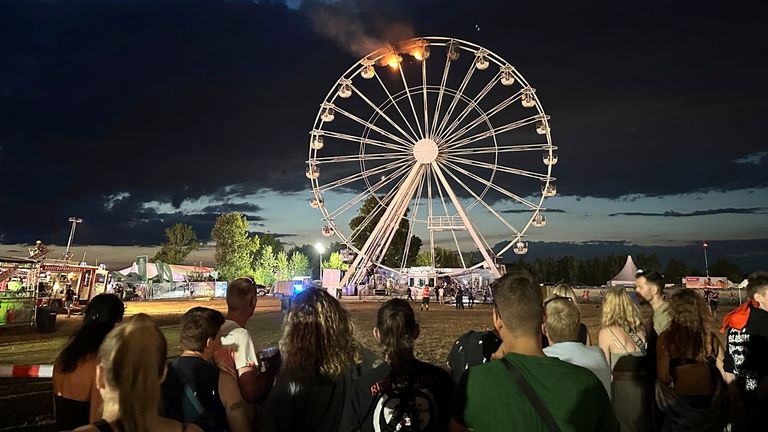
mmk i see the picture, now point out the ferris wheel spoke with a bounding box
[432,167,467,268]
[400,168,426,269]
[320,130,409,153]
[334,106,414,148]
[375,74,420,141]
[445,143,553,157]
[445,115,540,150]
[426,165,435,267]
[445,155,550,181]
[436,71,501,143]
[440,164,523,237]
[318,159,410,193]
[434,61,476,141]
[441,90,524,145]
[350,84,418,143]
[441,159,538,209]
[429,52,452,139]
[346,167,413,243]
[398,64,425,139]
[421,57,430,139]
[313,152,408,164]
[431,163,499,276]
[326,162,412,219]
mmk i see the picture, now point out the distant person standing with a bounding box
[421,285,431,312]
[709,289,720,314]
[407,286,414,302]
[65,285,75,317]
[438,285,446,305]
[467,288,475,308]
[455,286,464,310]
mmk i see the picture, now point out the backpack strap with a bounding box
[183,384,208,420]
[92,419,115,432]
[500,358,561,432]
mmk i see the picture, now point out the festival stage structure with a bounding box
[306,37,558,286]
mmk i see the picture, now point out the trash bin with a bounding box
[35,307,57,333]
[280,295,292,313]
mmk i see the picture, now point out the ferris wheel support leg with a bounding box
[340,165,424,287]
[431,163,501,278]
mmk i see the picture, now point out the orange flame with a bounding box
[412,49,423,61]
[380,53,402,70]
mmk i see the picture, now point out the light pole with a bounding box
[64,217,83,260]
[703,241,710,277]
[315,243,325,281]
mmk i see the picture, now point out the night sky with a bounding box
[1,0,766,271]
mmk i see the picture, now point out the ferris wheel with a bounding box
[306,37,558,287]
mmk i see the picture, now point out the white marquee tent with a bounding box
[608,255,639,287]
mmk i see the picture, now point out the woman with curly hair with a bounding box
[656,288,728,431]
[598,287,649,431]
[266,288,374,432]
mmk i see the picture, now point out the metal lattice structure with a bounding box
[307,37,558,287]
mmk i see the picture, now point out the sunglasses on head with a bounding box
[544,296,574,307]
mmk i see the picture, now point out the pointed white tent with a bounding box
[608,255,639,287]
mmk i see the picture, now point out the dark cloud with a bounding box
[199,203,262,214]
[608,208,768,217]
[1,0,767,245]
[502,208,567,214]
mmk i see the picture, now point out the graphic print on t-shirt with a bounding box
[369,376,439,432]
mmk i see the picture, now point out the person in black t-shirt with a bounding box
[267,288,372,432]
[161,307,249,432]
[341,299,454,432]
[65,285,75,317]
[723,272,768,431]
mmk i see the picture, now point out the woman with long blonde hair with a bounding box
[74,314,202,432]
[266,288,364,432]
[656,288,728,430]
[598,287,649,432]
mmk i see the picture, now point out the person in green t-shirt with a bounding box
[449,271,618,432]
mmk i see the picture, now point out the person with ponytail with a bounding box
[340,298,454,432]
[53,293,124,430]
[74,313,203,432]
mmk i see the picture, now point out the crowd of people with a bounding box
[49,270,768,431]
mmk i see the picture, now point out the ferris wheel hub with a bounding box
[412,138,439,164]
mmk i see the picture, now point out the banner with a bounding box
[154,261,173,282]
[684,276,729,289]
[137,256,148,281]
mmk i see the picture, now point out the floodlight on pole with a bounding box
[315,243,325,280]
[64,217,84,260]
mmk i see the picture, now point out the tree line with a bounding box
[152,210,745,286]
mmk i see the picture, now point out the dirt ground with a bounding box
[0,297,730,431]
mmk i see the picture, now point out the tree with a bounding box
[152,223,199,264]
[252,245,278,286]
[348,196,421,268]
[289,252,310,277]
[709,258,743,282]
[664,259,691,285]
[211,212,259,280]
[275,251,290,280]
[323,251,349,270]
[258,233,285,254]
[415,251,432,267]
